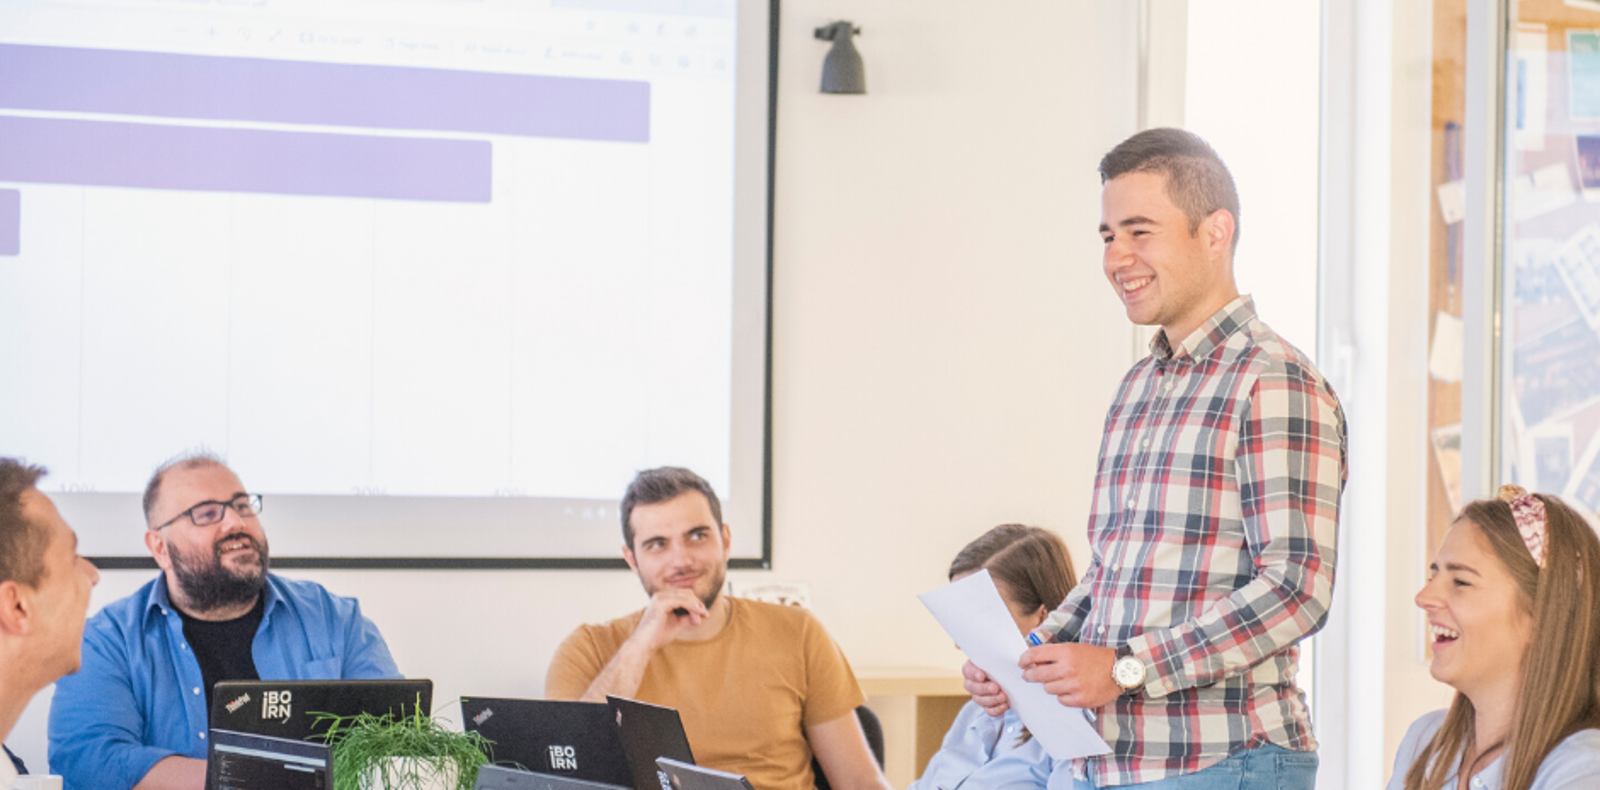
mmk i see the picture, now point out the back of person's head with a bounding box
[620,467,722,549]
[0,458,48,587]
[141,449,229,526]
[1100,127,1241,253]
[949,524,1077,616]
[1406,488,1600,790]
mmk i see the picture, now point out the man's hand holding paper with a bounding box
[1020,642,1121,709]
[919,570,1111,761]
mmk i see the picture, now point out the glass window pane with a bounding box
[1500,2,1600,521]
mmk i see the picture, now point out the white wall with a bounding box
[1185,0,1322,356]
[7,0,1141,773]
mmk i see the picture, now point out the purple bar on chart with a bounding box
[0,116,491,202]
[0,44,650,143]
[0,189,17,256]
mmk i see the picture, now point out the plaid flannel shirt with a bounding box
[1043,296,1347,786]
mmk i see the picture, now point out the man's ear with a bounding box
[622,545,638,573]
[144,529,172,572]
[719,524,731,552]
[0,580,31,637]
[1203,209,1236,260]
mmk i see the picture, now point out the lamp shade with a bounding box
[815,21,864,94]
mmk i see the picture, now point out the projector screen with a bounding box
[0,0,775,568]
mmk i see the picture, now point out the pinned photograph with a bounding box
[1531,421,1576,494]
[1563,430,1600,518]
[1432,424,1463,514]
[1551,223,1600,332]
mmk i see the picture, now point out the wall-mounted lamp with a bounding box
[814,21,864,95]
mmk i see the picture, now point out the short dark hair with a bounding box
[142,450,228,526]
[949,524,1078,616]
[1099,127,1241,252]
[0,458,49,586]
[620,467,723,549]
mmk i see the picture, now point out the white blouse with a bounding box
[1386,710,1600,790]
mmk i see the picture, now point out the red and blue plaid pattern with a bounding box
[1044,297,1347,786]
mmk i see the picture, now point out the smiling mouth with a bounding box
[216,537,258,557]
[1429,622,1460,646]
[1121,276,1153,296]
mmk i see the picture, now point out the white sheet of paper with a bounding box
[1428,312,1464,383]
[1436,179,1465,225]
[918,570,1112,761]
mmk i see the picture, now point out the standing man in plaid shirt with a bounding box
[964,128,1347,789]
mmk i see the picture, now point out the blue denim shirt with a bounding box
[48,573,399,790]
[909,702,1069,790]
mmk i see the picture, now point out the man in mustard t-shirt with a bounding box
[545,467,890,790]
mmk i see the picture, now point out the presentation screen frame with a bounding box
[1,0,779,571]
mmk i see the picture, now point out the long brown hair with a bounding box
[949,524,1078,747]
[1404,493,1600,790]
[949,524,1078,608]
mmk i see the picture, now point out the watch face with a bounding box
[1113,656,1144,688]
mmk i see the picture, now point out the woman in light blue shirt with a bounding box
[911,524,1077,790]
[1387,487,1600,790]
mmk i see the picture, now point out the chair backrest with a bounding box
[810,705,885,790]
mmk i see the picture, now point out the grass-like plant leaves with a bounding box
[312,697,492,790]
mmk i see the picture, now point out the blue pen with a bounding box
[1026,632,1044,647]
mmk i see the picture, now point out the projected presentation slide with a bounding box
[0,0,772,564]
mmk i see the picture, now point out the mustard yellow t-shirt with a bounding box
[545,598,866,790]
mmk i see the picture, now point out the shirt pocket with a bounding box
[302,657,341,679]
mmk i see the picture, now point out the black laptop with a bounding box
[209,679,432,742]
[206,729,331,790]
[655,758,753,790]
[474,765,631,790]
[460,697,633,787]
[605,696,696,790]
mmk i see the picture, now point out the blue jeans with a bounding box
[1074,745,1319,790]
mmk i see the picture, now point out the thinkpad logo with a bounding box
[224,693,251,714]
[473,707,494,726]
[548,744,577,770]
[261,690,292,723]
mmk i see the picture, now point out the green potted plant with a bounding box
[315,701,493,790]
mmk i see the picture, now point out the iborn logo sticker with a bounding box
[547,744,577,770]
[225,693,251,714]
[473,707,494,726]
[261,690,292,723]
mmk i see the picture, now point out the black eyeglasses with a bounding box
[154,494,263,530]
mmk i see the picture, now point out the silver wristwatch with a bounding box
[1111,645,1146,693]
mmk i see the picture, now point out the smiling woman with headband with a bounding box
[1386,486,1600,790]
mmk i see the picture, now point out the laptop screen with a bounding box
[206,729,330,790]
[210,679,432,742]
[460,697,633,787]
[605,696,695,790]
[474,765,632,790]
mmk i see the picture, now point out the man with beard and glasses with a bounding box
[545,467,891,790]
[48,452,399,790]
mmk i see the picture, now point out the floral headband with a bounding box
[1497,484,1547,568]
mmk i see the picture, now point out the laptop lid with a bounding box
[654,758,753,790]
[206,729,330,790]
[605,696,695,790]
[460,697,633,787]
[209,679,433,742]
[473,765,632,790]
